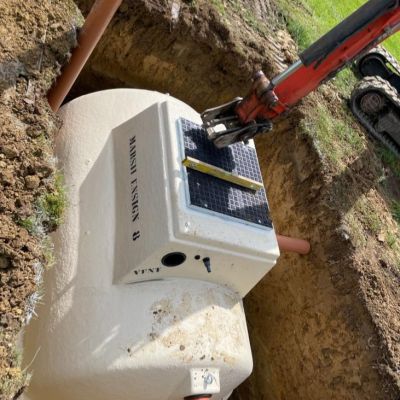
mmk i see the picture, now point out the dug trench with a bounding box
[71,1,399,398]
[1,0,399,398]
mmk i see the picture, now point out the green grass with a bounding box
[385,35,400,62]
[18,216,37,235]
[300,102,364,169]
[278,0,400,97]
[17,172,67,235]
[386,232,397,249]
[278,0,400,59]
[391,201,400,224]
[38,173,67,229]
[16,174,65,269]
[379,146,400,178]
[210,0,226,15]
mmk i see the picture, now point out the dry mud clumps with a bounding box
[0,1,81,398]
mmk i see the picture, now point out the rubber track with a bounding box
[358,45,400,76]
[350,75,400,157]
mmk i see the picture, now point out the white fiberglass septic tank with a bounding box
[23,89,279,400]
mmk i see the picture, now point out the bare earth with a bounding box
[0,1,79,397]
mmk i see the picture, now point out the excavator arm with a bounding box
[202,0,400,148]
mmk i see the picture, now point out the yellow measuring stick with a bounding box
[182,156,263,191]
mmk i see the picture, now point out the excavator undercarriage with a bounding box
[351,46,400,156]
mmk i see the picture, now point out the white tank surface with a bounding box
[23,89,280,400]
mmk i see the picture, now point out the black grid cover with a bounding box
[179,118,272,228]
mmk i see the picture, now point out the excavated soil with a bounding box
[72,1,399,399]
[1,0,398,399]
[71,0,293,109]
[0,1,80,398]
[236,100,400,399]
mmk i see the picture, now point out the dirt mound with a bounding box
[234,98,400,399]
[0,1,80,398]
[72,0,293,110]
[71,1,399,399]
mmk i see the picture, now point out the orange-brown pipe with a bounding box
[48,0,123,111]
[277,234,311,255]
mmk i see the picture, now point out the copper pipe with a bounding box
[47,0,123,111]
[277,234,311,255]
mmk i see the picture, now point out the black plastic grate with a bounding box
[180,118,272,228]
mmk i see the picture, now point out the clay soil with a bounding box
[0,1,80,398]
[0,0,399,399]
